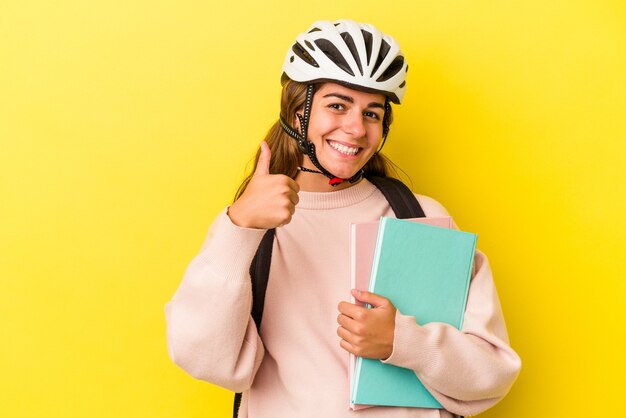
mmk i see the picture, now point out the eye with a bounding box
[328,103,345,111]
[363,111,381,121]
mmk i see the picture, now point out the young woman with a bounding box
[166,20,521,418]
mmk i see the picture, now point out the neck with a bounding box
[295,161,361,191]
[295,171,361,192]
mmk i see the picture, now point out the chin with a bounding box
[327,165,363,180]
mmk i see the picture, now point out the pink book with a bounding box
[349,216,453,410]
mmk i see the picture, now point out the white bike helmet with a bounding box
[281,19,407,104]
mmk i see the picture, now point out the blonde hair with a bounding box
[234,80,400,201]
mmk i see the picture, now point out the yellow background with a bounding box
[1,1,625,416]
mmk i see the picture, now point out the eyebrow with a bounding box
[322,93,385,109]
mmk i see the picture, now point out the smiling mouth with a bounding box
[327,140,361,156]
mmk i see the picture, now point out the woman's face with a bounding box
[299,82,386,183]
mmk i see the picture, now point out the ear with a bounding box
[293,112,306,136]
[293,111,302,129]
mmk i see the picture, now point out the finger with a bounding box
[339,339,357,355]
[337,313,361,334]
[287,203,296,216]
[338,301,368,319]
[287,190,299,206]
[273,175,299,196]
[254,141,271,176]
[337,326,358,345]
[351,289,391,308]
[286,177,300,194]
[279,213,293,227]
[337,325,365,347]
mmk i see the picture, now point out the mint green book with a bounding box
[351,216,477,408]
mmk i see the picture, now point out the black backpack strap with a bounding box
[233,176,423,417]
[366,176,425,219]
[249,228,276,330]
[232,393,242,418]
[233,228,275,417]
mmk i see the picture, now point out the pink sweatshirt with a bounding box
[165,179,521,417]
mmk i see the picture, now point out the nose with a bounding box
[342,111,366,138]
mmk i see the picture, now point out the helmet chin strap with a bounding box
[279,84,374,187]
[295,113,364,186]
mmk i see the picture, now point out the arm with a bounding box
[165,210,267,392]
[383,250,521,416]
[337,195,521,415]
[382,195,521,415]
[165,142,299,391]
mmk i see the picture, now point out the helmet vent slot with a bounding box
[377,56,404,82]
[340,32,363,76]
[292,43,319,67]
[371,40,391,76]
[314,39,355,76]
[361,30,373,65]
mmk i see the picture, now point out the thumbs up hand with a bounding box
[228,141,300,229]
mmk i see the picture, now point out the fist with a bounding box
[228,141,300,229]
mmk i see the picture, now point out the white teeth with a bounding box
[329,141,359,156]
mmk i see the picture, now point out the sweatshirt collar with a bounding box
[296,179,377,210]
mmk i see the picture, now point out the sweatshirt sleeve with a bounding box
[381,195,522,416]
[165,209,267,392]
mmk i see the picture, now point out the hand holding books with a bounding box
[337,289,397,360]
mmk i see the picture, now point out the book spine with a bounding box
[368,217,387,295]
[350,224,357,304]
[351,356,363,403]
[457,234,477,329]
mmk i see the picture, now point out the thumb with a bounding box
[254,141,271,176]
[351,289,391,308]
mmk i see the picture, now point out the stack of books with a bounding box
[349,216,477,410]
